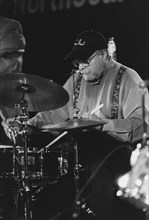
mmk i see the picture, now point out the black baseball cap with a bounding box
[64,30,108,61]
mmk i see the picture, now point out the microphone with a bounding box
[139,80,149,89]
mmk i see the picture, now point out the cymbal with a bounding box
[0,73,69,112]
[41,118,107,131]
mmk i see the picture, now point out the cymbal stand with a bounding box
[15,91,32,220]
[71,69,82,219]
[72,137,81,220]
[70,131,96,220]
[61,131,81,220]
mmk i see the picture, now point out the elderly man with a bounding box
[0,16,26,145]
[0,16,26,118]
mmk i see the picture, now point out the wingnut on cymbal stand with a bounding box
[14,85,32,220]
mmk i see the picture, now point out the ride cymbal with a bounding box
[41,118,107,131]
[0,73,69,112]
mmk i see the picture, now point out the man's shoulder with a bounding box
[121,66,143,87]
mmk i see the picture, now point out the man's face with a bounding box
[0,52,23,74]
[77,51,106,82]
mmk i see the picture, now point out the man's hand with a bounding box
[0,110,21,142]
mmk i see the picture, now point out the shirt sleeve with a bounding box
[102,71,149,143]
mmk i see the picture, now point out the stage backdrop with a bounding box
[0,0,149,85]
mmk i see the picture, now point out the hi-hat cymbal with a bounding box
[41,118,107,131]
[0,73,69,112]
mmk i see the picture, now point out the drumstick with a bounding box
[0,145,13,149]
[38,131,68,153]
[90,103,104,115]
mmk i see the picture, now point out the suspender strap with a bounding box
[111,65,127,119]
[73,73,82,117]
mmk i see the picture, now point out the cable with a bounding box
[78,144,132,198]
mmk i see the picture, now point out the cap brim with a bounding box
[64,49,95,61]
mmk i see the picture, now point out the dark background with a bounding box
[0,1,149,219]
[1,0,149,86]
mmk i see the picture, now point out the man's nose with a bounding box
[79,63,87,71]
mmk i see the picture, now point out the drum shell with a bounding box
[0,148,13,176]
[17,152,41,172]
[16,149,41,180]
[41,151,69,180]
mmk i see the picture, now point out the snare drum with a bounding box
[16,147,69,183]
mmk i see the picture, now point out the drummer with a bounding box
[27,30,149,219]
[0,16,26,144]
[2,30,149,219]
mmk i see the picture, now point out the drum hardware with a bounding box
[58,150,69,177]
[15,147,69,185]
[72,136,81,220]
[15,90,32,220]
[42,118,106,219]
[35,131,69,182]
[0,73,107,219]
[0,72,70,219]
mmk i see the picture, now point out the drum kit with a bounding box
[0,73,105,220]
[1,73,149,220]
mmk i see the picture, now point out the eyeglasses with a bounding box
[0,51,23,59]
[72,51,99,68]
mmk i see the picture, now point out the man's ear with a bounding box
[102,50,109,60]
